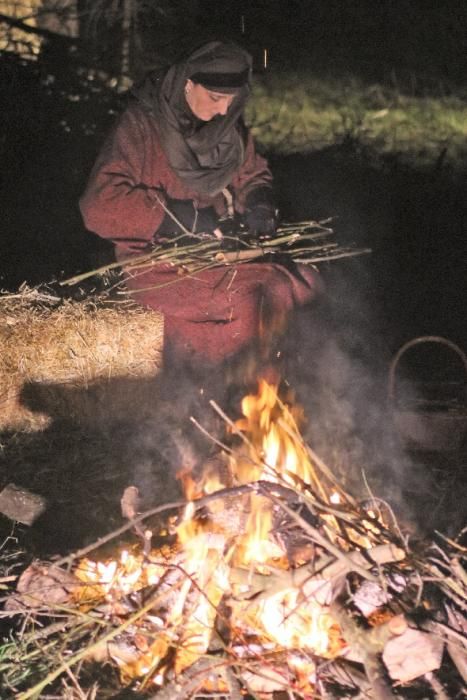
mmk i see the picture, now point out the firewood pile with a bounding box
[1,379,466,699]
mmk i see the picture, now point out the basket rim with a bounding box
[388,335,467,403]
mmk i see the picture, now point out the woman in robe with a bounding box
[80,41,320,369]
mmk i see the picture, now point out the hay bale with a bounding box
[0,288,164,431]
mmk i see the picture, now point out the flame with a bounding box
[330,491,341,505]
[74,549,165,606]
[233,379,333,503]
[75,377,350,691]
[258,591,336,655]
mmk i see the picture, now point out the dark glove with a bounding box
[244,187,277,238]
[157,198,218,238]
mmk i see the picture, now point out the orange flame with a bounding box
[76,377,348,691]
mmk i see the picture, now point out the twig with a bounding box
[147,656,227,700]
[223,666,244,700]
[52,498,187,569]
[189,415,235,457]
[15,580,188,700]
[424,672,450,700]
[52,481,306,570]
[331,596,405,700]
[229,543,405,601]
[259,488,378,582]
[447,643,467,684]
[59,219,370,289]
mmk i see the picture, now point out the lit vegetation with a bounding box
[246,72,467,167]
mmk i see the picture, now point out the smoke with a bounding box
[279,276,444,536]
[124,361,233,510]
[120,268,462,537]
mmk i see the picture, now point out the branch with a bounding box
[148,656,226,700]
[331,597,406,700]
[229,543,405,601]
[0,11,79,44]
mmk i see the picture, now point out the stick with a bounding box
[229,543,405,601]
[52,498,187,569]
[52,481,298,569]
[215,248,265,263]
[331,597,404,700]
[425,672,450,700]
[147,656,226,700]
[447,643,467,684]
[261,489,378,582]
[15,581,187,700]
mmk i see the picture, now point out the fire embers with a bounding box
[60,379,394,694]
[68,516,346,694]
[7,378,462,698]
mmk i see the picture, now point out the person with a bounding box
[80,41,321,370]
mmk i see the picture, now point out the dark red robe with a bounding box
[80,104,320,364]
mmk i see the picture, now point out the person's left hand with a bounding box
[244,187,277,238]
[244,203,276,238]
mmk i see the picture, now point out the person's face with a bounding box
[185,79,235,121]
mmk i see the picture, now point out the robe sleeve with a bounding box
[79,107,167,250]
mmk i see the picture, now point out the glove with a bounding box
[244,187,277,238]
[157,198,219,237]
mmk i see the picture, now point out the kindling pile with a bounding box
[2,378,465,699]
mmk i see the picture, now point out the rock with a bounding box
[0,482,47,525]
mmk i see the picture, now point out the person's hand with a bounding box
[244,203,276,237]
[244,187,277,238]
[157,198,219,238]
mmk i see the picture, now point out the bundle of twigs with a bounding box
[60,219,371,289]
[1,391,465,700]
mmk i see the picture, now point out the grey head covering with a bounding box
[137,41,253,196]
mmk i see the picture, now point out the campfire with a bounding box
[2,377,466,699]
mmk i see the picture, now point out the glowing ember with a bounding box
[74,549,164,605]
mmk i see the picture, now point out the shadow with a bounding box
[0,367,233,556]
[1,299,465,560]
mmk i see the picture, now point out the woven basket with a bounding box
[388,336,467,452]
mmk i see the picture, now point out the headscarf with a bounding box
[136,41,252,196]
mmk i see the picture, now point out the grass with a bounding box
[246,71,467,168]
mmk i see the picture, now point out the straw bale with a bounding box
[0,289,164,431]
